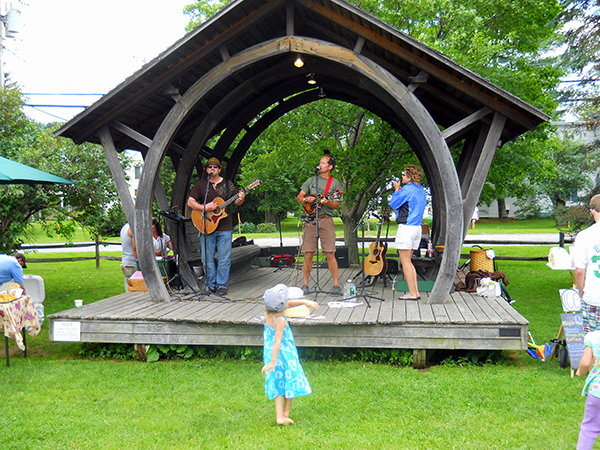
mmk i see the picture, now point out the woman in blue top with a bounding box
[389,165,427,300]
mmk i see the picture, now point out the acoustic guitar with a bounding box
[303,190,342,216]
[192,179,261,234]
[364,208,389,276]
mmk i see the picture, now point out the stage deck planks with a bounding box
[48,265,528,366]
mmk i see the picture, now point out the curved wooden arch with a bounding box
[136,35,462,303]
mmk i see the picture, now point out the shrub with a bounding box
[256,222,277,233]
[238,222,256,233]
[554,205,593,235]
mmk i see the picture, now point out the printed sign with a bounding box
[53,321,81,342]
[561,313,585,370]
[560,289,581,313]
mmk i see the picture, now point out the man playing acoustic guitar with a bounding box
[187,157,245,296]
[297,155,343,295]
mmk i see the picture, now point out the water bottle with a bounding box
[344,279,356,301]
[34,302,45,326]
[427,237,434,258]
[488,280,497,299]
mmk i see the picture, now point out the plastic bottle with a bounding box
[34,302,45,326]
[427,237,434,258]
[344,279,356,301]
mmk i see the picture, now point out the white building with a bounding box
[479,121,600,218]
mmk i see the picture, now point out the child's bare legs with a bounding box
[284,397,293,420]
[275,396,294,425]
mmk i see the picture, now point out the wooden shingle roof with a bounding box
[56,0,548,151]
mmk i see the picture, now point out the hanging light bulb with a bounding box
[318,87,326,98]
[294,55,304,68]
[307,73,316,85]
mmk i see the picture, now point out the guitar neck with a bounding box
[219,190,242,210]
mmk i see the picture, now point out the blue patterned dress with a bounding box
[263,317,312,400]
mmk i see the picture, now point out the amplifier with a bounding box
[320,246,349,269]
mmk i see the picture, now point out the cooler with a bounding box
[23,274,45,325]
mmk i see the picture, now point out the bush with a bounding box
[98,203,127,237]
[256,222,277,233]
[554,205,593,235]
[238,222,256,233]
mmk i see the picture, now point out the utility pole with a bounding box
[0,3,20,89]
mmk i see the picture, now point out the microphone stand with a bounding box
[160,208,195,293]
[200,172,214,296]
[273,210,287,272]
[312,165,322,295]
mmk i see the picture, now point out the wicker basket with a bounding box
[470,249,493,272]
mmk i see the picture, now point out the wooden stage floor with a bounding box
[48,264,528,366]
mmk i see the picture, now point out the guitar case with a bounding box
[270,254,295,267]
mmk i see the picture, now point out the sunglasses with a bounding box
[402,172,408,177]
[207,165,220,169]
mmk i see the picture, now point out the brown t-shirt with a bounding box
[189,178,239,232]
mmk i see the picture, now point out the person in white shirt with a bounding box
[152,217,173,257]
[573,194,600,332]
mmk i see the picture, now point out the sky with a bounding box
[3,0,193,124]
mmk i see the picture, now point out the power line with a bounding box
[25,104,88,108]
[23,93,104,96]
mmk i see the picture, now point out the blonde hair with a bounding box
[404,165,423,185]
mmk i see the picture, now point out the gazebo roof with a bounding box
[56,0,548,152]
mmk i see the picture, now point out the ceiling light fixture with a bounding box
[294,55,304,68]
[307,73,317,85]
[318,87,326,98]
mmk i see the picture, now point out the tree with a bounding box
[183,0,567,260]
[355,0,565,214]
[0,86,126,252]
[241,99,416,262]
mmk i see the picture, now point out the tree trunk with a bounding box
[497,198,507,218]
[343,216,360,264]
[265,210,278,224]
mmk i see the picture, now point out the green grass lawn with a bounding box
[22,217,561,246]
[1,244,586,449]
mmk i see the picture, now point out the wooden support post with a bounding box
[413,349,427,369]
[95,236,100,269]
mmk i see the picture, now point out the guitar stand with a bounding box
[354,269,393,288]
[355,211,393,288]
[352,204,388,307]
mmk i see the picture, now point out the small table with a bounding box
[0,295,41,367]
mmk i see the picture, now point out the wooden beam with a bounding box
[354,36,365,54]
[161,82,181,102]
[110,120,186,156]
[442,106,493,144]
[98,126,135,225]
[219,44,230,61]
[408,71,428,93]
[460,112,507,239]
[286,0,294,36]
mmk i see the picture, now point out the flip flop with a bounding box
[402,294,421,300]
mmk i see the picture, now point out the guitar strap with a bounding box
[323,176,333,196]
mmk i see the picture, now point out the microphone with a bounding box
[314,164,321,171]
[209,170,215,176]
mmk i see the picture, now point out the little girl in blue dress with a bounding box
[261,284,319,425]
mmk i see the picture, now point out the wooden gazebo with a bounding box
[56,0,548,304]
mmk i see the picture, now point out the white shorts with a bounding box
[394,224,422,250]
